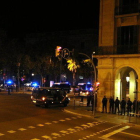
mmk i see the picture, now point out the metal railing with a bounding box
[115,4,140,15]
[94,45,140,55]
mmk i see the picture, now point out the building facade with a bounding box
[94,0,140,111]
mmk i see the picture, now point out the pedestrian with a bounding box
[127,98,132,116]
[102,96,107,113]
[109,96,114,113]
[114,97,120,114]
[120,98,126,115]
[132,98,137,115]
[87,92,92,107]
[138,100,140,116]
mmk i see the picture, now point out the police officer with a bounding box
[127,98,132,116]
[114,97,120,114]
[132,98,137,115]
[120,98,126,115]
[87,92,92,107]
[102,96,107,113]
[109,96,114,113]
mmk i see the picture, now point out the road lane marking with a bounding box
[64,109,92,118]
[45,122,52,125]
[42,135,52,140]
[59,119,65,122]
[52,121,58,123]
[37,124,44,127]
[28,126,36,129]
[51,133,61,137]
[0,133,4,136]
[60,130,68,134]
[7,130,16,133]
[100,126,130,139]
[71,117,77,119]
[31,138,40,140]
[77,116,82,118]
[121,132,140,138]
[18,128,26,131]
[65,118,71,120]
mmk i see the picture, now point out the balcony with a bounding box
[94,45,140,55]
[115,4,140,15]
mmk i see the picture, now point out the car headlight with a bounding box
[42,97,46,101]
[86,92,89,95]
[31,95,34,100]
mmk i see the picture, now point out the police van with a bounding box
[31,87,70,108]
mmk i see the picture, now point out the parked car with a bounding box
[31,87,70,108]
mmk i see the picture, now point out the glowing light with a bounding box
[42,97,46,101]
[126,76,130,82]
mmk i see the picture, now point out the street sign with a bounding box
[62,48,70,59]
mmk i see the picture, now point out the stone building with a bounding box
[94,0,140,111]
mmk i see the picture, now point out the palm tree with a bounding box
[67,58,80,86]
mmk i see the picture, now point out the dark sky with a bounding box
[0,1,100,38]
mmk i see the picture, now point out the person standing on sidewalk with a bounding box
[120,98,126,115]
[102,96,107,113]
[132,98,137,115]
[109,96,114,113]
[114,97,120,114]
[127,98,132,116]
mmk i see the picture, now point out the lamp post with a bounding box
[17,63,20,92]
[79,52,97,116]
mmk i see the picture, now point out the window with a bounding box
[116,0,139,15]
[117,26,138,54]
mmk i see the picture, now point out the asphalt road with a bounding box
[0,93,140,140]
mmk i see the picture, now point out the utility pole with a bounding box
[17,62,20,92]
[79,52,97,117]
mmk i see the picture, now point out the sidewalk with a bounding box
[65,105,140,126]
[0,90,32,95]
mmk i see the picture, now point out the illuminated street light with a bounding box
[126,76,130,82]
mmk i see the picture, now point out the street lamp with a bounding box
[79,52,97,116]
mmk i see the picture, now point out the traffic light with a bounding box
[55,46,62,57]
[95,82,100,92]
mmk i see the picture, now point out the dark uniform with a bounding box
[114,97,120,114]
[120,98,126,115]
[132,98,137,114]
[102,96,107,113]
[127,98,132,116]
[87,92,92,107]
[109,96,114,113]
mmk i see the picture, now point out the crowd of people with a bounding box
[102,96,140,116]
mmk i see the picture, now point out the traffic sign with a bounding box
[62,48,70,59]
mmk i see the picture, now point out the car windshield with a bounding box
[35,88,66,97]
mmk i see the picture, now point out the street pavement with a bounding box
[1,91,140,140]
[65,97,140,126]
[1,90,140,126]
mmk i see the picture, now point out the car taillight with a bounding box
[86,92,89,95]
[42,97,46,101]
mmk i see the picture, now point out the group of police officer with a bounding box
[102,96,140,116]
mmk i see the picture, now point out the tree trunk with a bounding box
[73,71,76,86]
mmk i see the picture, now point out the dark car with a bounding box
[52,82,71,93]
[31,87,70,108]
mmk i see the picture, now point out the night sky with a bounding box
[0,1,100,38]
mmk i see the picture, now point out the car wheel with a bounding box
[45,103,49,108]
[35,104,40,107]
[64,103,67,107]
